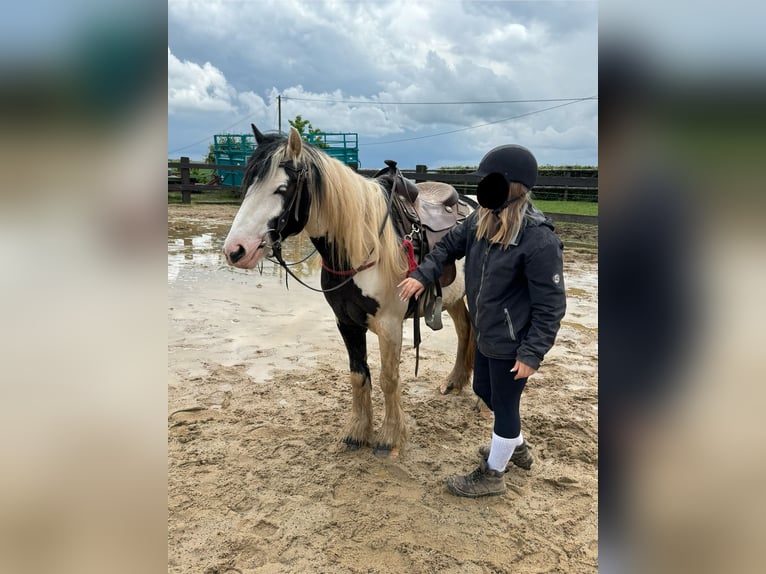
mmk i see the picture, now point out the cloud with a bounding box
[168,0,598,166]
[168,48,237,113]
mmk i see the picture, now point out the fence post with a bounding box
[180,156,192,204]
[415,164,427,183]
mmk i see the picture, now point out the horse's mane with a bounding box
[303,145,409,284]
[256,136,409,285]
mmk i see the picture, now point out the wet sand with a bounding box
[168,204,598,573]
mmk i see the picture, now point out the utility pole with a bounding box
[278,94,282,134]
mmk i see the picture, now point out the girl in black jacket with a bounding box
[398,144,566,498]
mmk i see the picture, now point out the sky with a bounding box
[168,0,599,168]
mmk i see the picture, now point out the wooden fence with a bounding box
[168,157,598,224]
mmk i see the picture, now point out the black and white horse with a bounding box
[223,126,473,456]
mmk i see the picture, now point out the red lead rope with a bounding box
[401,238,418,274]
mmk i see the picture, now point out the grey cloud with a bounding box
[168,0,597,166]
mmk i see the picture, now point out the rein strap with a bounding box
[321,259,376,276]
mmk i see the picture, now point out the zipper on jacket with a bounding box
[475,244,492,312]
[503,307,517,341]
[474,244,492,345]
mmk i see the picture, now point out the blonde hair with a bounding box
[475,181,530,248]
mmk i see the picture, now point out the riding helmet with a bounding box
[472,144,538,210]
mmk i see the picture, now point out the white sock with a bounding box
[487,432,524,472]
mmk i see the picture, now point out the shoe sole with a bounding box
[446,482,505,498]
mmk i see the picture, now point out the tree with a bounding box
[288,114,327,148]
[288,114,311,135]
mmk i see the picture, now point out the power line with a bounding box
[360,96,597,146]
[168,94,597,155]
[168,110,260,155]
[282,96,596,105]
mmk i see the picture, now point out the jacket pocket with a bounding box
[503,307,517,341]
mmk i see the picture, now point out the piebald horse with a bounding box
[223,126,474,456]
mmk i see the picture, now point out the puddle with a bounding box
[168,206,598,386]
[168,212,345,383]
[167,233,223,282]
[167,220,322,286]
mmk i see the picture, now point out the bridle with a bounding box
[267,159,397,294]
[269,160,308,245]
[264,159,425,373]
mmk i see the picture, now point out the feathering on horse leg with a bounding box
[337,321,373,450]
[344,371,373,449]
[373,326,407,457]
[441,299,474,395]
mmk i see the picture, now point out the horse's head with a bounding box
[223,126,312,269]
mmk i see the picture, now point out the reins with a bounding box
[321,259,376,276]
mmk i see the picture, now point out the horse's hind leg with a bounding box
[441,298,474,395]
[337,321,374,449]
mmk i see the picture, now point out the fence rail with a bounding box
[168,158,598,222]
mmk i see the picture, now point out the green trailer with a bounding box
[212,131,360,187]
[304,132,359,169]
[212,134,255,187]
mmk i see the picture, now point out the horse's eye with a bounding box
[277,185,287,194]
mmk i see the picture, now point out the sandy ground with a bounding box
[168,204,598,573]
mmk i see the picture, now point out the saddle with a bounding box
[374,160,471,330]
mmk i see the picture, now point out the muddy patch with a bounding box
[168,204,598,573]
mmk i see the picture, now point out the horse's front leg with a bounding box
[373,321,407,457]
[337,320,374,450]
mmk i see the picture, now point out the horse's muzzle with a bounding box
[223,238,267,268]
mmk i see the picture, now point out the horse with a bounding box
[223,125,474,457]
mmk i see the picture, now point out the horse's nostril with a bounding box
[229,244,246,264]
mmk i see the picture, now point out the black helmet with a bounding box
[472,144,537,210]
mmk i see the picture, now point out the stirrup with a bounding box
[424,295,443,330]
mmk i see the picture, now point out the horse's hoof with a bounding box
[373,445,400,458]
[342,437,366,451]
[439,383,455,395]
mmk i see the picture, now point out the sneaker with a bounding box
[446,460,505,498]
[478,441,533,471]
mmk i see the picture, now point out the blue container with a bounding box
[212,134,255,186]
[304,132,359,169]
[212,131,360,187]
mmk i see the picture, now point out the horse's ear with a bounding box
[287,126,303,159]
[251,123,266,145]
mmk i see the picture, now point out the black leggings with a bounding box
[472,349,528,439]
